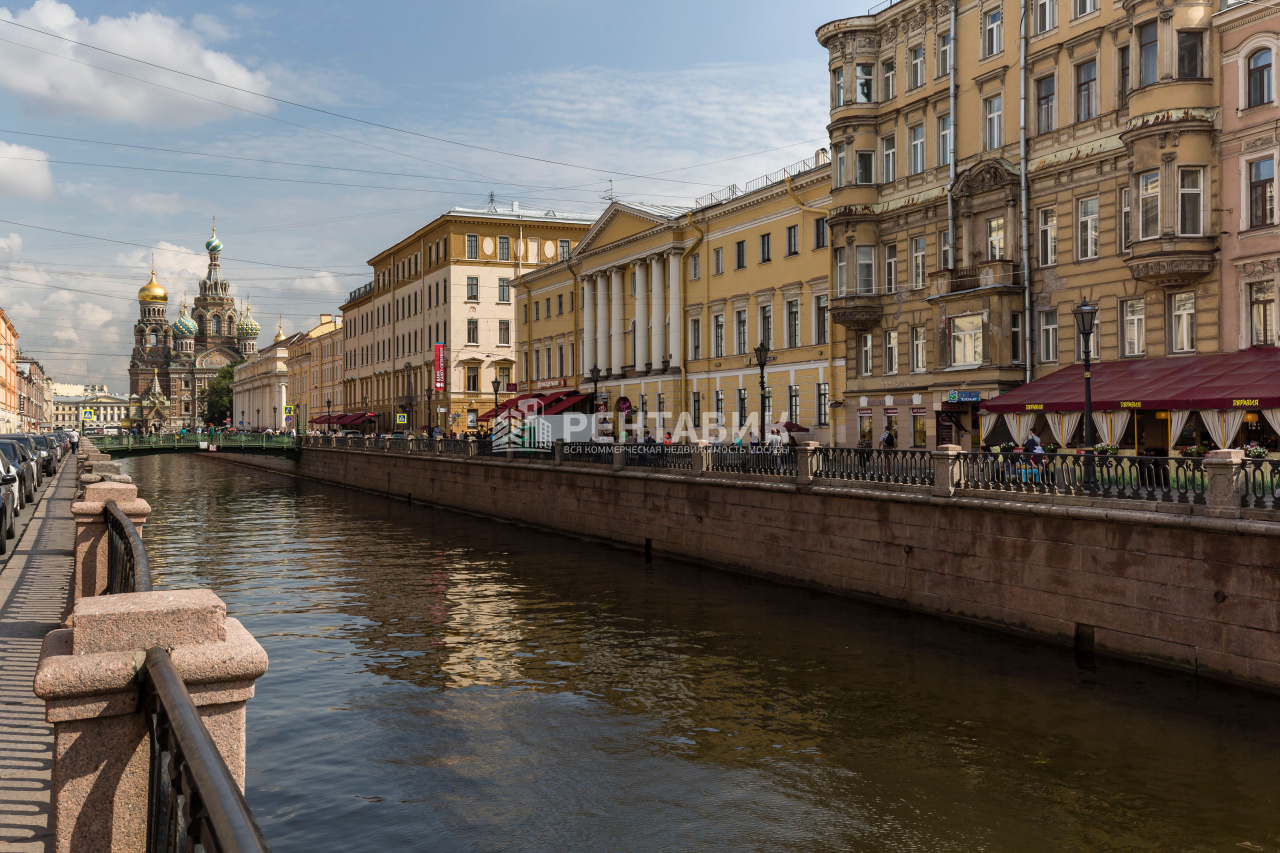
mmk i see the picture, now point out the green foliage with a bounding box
[198,362,241,426]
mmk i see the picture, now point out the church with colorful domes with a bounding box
[127,221,261,430]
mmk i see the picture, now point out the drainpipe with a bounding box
[566,257,580,389]
[1018,0,1033,385]
[679,212,706,424]
[786,173,839,441]
[947,0,958,271]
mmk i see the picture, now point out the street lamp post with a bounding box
[589,364,602,437]
[362,395,369,436]
[1072,298,1099,488]
[272,405,277,432]
[255,408,260,431]
[325,398,331,435]
[403,361,415,434]
[754,340,770,440]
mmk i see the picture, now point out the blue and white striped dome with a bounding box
[236,307,260,338]
[172,302,197,337]
[206,218,222,254]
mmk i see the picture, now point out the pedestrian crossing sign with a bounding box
[81,408,94,420]
[396,413,407,424]
[284,405,294,416]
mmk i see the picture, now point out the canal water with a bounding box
[123,455,1280,852]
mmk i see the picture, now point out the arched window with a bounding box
[148,333,157,346]
[197,316,206,336]
[212,316,222,336]
[1250,49,1273,107]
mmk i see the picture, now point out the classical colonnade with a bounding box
[581,249,683,377]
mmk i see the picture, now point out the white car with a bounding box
[0,451,23,516]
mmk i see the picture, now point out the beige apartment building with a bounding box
[516,153,845,443]
[232,323,305,431]
[818,0,1229,449]
[340,204,593,433]
[285,314,344,431]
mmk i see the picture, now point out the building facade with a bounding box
[17,357,50,431]
[817,0,1227,449]
[231,323,304,431]
[0,309,17,432]
[285,314,344,430]
[127,224,260,431]
[53,392,130,431]
[516,153,843,443]
[340,204,594,433]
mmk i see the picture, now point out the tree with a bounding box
[198,362,241,426]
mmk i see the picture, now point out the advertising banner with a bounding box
[433,344,447,391]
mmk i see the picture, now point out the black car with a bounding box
[0,440,35,505]
[0,435,42,487]
[31,435,55,475]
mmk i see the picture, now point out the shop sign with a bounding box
[534,378,565,390]
[947,390,982,403]
[910,407,927,415]
[857,408,873,416]
[1120,401,1143,409]
[1234,399,1260,407]
[506,383,518,392]
[1024,404,1044,410]
[884,408,897,415]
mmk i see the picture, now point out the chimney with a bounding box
[815,148,830,166]
[320,314,332,324]
[511,201,519,212]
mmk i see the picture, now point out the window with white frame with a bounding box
[466,318,478,344]
[911,236,926,289]
[938,33,951,76]
[1036,75,1055,134]
[714,389,724,419]
[883,60,897,99]
[786,224,799,256]
[1178,168,1203,236]
[835,247,847,296]
[835,143,846,188]
[1038,207,1058,266]
[856,151,875,184]
[883,135,897,181]
[817,383,829,426]
[938,114,951,166]
[859,333,873,375]
[816,295,829,345]
[884,330,898,374]
[1251,158,1276,228]
[984,95,1003,150]
[984,9,1003,57]
[691,252,700,279]
[1011,312,1024,363]
[713,247,724,274]
[713,314,725,357]
[1120,187,1132,250]
[856,246,875,294]
[559,239,571,261]
[909,124,925,174]
[735,241,746,269]
[1078,197,1099,260]
[833,67,845,106]
[499,319,510,345]
[1076,59,1097,122]
[951,315,983,366]
[1035,0,1055,33]
[1040,309,1059,361]
[691,317,702,359]
[788,385,800,423]
[1123,299,1145,356]
[1251,281,1276,346]
[1139,171,1160,239]
[786,300,800,348]
[1171,292,1196,353]
[856,64,874,102]
[466,276,479,301]
[884,244,898,293]
[1138,22,1158,87]
[987,217,1005,260]
[911,326,927,371]
[909,46,925,89]
[1249,49,1273,107]
[737,388,748,425]
[735,309,748,354]
[760,233,772,263]
[1075,0,1097,17]
[939,229,952,269]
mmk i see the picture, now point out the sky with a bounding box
[0,0,865,391]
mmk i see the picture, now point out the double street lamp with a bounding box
[1072,297,1099,487]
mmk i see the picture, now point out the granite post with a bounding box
[70,481,151,605]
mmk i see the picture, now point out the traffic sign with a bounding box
[396,413,407,424]
[285,416,292,423]
[284,405,294,416]
[81,408,94,421]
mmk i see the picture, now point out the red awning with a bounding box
[540,393,590,416]
[984,348,1280,413]
[308,415,330,424]
[478,393,538,423]
[332,412,377,425]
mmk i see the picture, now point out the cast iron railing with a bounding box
[812,448,934,485]
[104,499,152,594]
[706,446,797,477]
[957,452,1206,504]
[140,647,272,853]
[562,442,613,464]
[1243,458,1280,509]
[624,445,695,469]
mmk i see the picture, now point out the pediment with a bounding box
[952,158,1020,198]
[575,202,678,255]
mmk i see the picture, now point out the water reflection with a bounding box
[123,454,1280,852]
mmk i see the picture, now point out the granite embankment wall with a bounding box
[208,447,1280,692]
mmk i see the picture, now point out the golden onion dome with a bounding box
[138,269,167,303]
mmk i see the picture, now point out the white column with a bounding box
[634,260,649,372]
[583,274,596,374]
[595,272,609,375]
[668,250,682,372]
[649,255,664,372]
[610,267,625,376]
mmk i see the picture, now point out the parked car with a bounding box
[0,450,22,521]
[0,435,43,487]
[0,463,14,551]
[31,435,56,475]
[0,440,34,506]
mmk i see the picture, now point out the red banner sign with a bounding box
[433,344,446,391]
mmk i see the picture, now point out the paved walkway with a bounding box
[0,465,75,853]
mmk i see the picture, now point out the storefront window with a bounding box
[912,412,927,447]
[859,413,873,445]
[884,410,899,444]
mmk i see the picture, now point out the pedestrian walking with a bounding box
[878,428,896,449]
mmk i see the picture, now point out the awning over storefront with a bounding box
[308,415,331,424]
[479,390,579,422]
[541,393,590,416]
[478,393,537,423]
[331,412,377,425]
[984,348,1280,413]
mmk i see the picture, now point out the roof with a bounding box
[984,348,1280,413]
[443,204,597,224]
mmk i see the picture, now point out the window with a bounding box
[1120,187,1132,250]
[713,247,724,275]
[856,64,874,102]
[1251,159,1276,228]
[691,252,700,279]
[786,225,799,256]
[816,295,829,345]
[1011,312,1023,363]
[466,234,478,260]
[1035,0,1056,33]
[534,302,540,321]
[1179,168,1202,236]
[833,67,845,106]
[498,319,510,345]
[882,135,896,182]
[785,386,799,423]
[911,326,927,371]
[1251,281,1276,346]
[629,273,635,296]
[911,236,926,289]
[987,217,1005,260]
[835,143,846,188]
[884,244,898,293]
[884,60,897,99]
[984,95,1003,150]
[939,229,953,269]
[497,278,510,303]
[522,304,528,324]
[938,114,951,166]
[1078,197,1098,260]
[1139,171,1160,239]
[711,389,723,421]
[713,314,725,357]
[884,330,898,374]
[498,236,510,261]
[498,366,511,387]
[691,317,702,359]
[466,365,479,392]
[909,124,925,174]
[856,246,875,294]
[1118,46,1130,108]
[817,383,829,426]
[760,305,773,347]
[786,300,800,348]
[909,46,924,89]
[557,346,564,377]
[759,233,772,263]
[1249,49,1273,107]
[984,10,1002,57]
[835,247,847,296]
[466,318,478,344]
[859,333,873,375]
[815,217,828,249]
[1036,76,1055,133]
[557,294,564,315]
[691,391,701,427]
[466,277,479,301]
[951,315,983,366]
[1171,292,1196,353]
[1038,207,1058,266]
[1075,0,1097,16]
[1123,300,1145,356]
[735,310,748,354]
[1138,22,1158,87]
[1177,31,1202,79]
[559,239,571,261]
[735,241,746,270]
[1076,60,1097,122]
[856,150,875,184]
[736,388,748,426]
[1040,310,1059,361]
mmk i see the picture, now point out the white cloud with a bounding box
[0,140,53,198]
[0,0,275,126]
[127,192,188,215]
[0,232,21,258]
[190,13,230,42]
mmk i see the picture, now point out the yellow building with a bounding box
[285,314,344,431]
[341,204,593,433]
[817,0,1225,450]
[232,322,305,431]
[516,152,844,443]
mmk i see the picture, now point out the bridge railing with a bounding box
[955,452,1207,504]
[812,448,935,485]
[104,499,152,594]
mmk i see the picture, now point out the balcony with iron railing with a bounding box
[929,259,1019,296]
